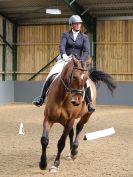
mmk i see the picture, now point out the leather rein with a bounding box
[60,66,88,95]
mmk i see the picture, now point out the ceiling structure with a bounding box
[0,0,133,25]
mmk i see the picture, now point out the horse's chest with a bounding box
[60,105,81,120]
[46,102,81,124]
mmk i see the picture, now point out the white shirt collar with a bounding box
[72,29,80,41]
[72,29,80,34]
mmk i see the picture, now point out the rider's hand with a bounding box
[62,54,72,61]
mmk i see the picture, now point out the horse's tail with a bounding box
[89,69,117,95]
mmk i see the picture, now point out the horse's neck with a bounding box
[56,64,70,102]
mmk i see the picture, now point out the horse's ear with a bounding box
[72,56,79,67]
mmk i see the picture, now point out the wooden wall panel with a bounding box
[0,18,13,80]
[6,20,13,80]
[0,15,3,35]
[6,20,13,44]
[97,20,133,81]
[17,24,85,80]
[0,46,2,80]
[6,46,12,80]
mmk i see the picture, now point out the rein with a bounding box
[73,67,88,72]
[60,77,84,95]
[60,66,87,95]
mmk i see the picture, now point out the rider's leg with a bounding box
[32,74,57,107]
[85,80,95,113]
[33,59,67,107]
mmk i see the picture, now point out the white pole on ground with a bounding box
[84,127,115,141]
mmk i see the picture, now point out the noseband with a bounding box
[60,66,88,95]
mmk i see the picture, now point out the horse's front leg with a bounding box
[50,119,74,172]
[39,118,53,170]
[69,128,74,150]
[71,113,91,159]
[65,128,74,160]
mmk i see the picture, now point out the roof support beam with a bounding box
[0,12,14,23]
[0,34,13,49]
[91,9,133,16]
[12,24,17,80]
[29,56,58,81]
[2,19,6,81]
[70,0,75,5]
[0,15,13,49]
[83,2,133,10]
[1,14,18,80]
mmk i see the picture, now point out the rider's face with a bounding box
[71,23,82,31]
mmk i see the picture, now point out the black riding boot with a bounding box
[85,87,95,113]
[32,74,57,107]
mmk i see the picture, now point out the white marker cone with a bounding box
[19,122,25,135]
[84,127,115,141]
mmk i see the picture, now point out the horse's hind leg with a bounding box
[71,121,84,159]
[39,119,53,170]
[71,114,91,159]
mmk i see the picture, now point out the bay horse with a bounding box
[39,56,116,172]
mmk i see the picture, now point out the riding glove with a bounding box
[62,54,72,61]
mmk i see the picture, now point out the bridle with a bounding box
[60,66,88,95]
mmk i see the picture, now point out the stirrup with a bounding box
[32,96,44,107]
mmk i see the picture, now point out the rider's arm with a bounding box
[80,34,90,61]
[59,32,67,58]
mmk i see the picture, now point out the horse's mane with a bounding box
[61,57,83,75]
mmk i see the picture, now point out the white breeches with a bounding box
[45,58,70,81]
[45,58,93,98]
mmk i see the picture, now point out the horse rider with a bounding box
[33,15,95,113]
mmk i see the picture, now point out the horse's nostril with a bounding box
[71,99,80,106]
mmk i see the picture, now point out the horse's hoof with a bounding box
[71,149,78,160]
[71,149,78,156]
[50,165,59,173]
[71,154,77,160]
[39,161,47,170]
[65,153,72,160]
